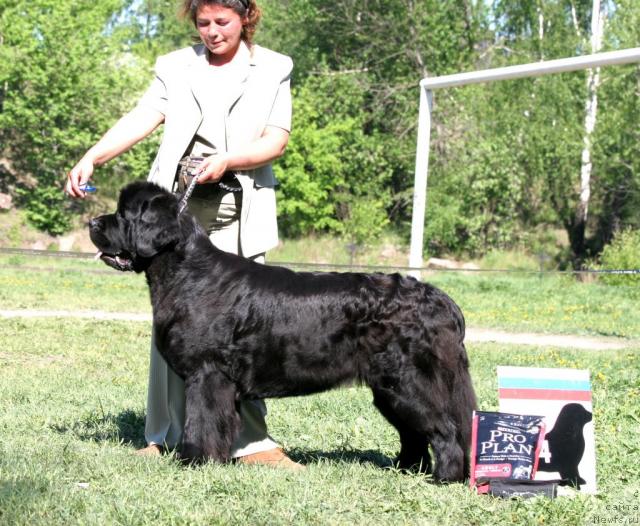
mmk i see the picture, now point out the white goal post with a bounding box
[409,47,640,277]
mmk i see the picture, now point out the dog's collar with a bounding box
[178,175,200,215]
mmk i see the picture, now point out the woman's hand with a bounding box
[64,107,164,198]
[65,156,95,198]
[195,153,230,184]
[194,126,290,184]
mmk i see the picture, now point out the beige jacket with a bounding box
[139,43,293,257]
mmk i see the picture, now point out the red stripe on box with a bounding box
[499,388,592,401]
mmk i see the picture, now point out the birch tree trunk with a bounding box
[537,1,545,60]
[571,0,605,262]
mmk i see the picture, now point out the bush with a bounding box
[275,73,393,243]
[15,185,71,236]
[340,193,390,248]
[598,229,640,286]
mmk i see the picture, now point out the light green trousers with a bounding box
[144,190,278,457]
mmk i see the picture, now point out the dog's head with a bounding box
[89,182,180,272]
[555,403,593,426]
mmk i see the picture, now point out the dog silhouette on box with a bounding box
[538,403,592,488]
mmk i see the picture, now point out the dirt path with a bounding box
[1,309,636,350]
[465,327,633,350]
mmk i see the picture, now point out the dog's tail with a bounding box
[448,295,477,467]
[454,341,477,478]
[444,299,477,478]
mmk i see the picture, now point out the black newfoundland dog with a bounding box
[89,181,477,482]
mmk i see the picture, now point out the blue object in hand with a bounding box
[80,184,97,193]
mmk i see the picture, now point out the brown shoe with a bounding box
[134,444,163,457]
[236,448,305,471]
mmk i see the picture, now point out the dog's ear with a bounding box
[134,193,180,258]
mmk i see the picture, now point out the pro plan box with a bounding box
[470,411,545,489]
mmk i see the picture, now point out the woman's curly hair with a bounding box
[181,0,261,46]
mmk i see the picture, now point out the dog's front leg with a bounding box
[180,365,241,464]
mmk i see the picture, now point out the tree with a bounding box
[260,0,489,245]
[590,0,640,248]
[453,0,636,264]
[124,0,193,62]
[2,0,636,262]
[568,0,607,263]
[0,0,149,234]
[274,73,392,244]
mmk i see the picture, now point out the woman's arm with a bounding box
[195,126,290,184]
[66,106,165,198]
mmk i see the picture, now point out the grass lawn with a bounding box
[0,253,639,524]
[0,318,638,525]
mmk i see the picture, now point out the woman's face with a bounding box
[196,4,246,61]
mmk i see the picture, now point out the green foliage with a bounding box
[598,229,640,286]
[426,67,587,256]
[428,126,527,255]
[262,0,484,80]
[0,0,151,233]
[2,0,639,265]
[264,0,640,262]
[275,74,393,244]
[589,0,640,249]
[14,185,71,235]
[265,0,487,246]
[340,193,390,247]
[125,0,194,62]
[485,0,639,263]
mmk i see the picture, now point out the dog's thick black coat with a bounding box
[90,182,477,481]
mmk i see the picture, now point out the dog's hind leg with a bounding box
[180,365,241,464]
[372,383,465,482]
[424,366,474,482]
[372,389,432,475]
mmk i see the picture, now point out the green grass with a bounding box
[1,252,638,338]
[0,255,148,312]
[429,272,640,339]
[0,318,638,525]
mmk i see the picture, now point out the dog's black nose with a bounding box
[89,218,102,230]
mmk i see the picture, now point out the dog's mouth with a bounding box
[95,250,134,272]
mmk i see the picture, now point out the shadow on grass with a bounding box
[51,411,398,470]
[50,409,146,448]
[0,477,52,516]
[286,448,395,469]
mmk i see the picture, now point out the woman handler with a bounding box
[66,0,300,469]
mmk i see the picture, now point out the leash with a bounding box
[177,174,200,215]
[176,156,243,215]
